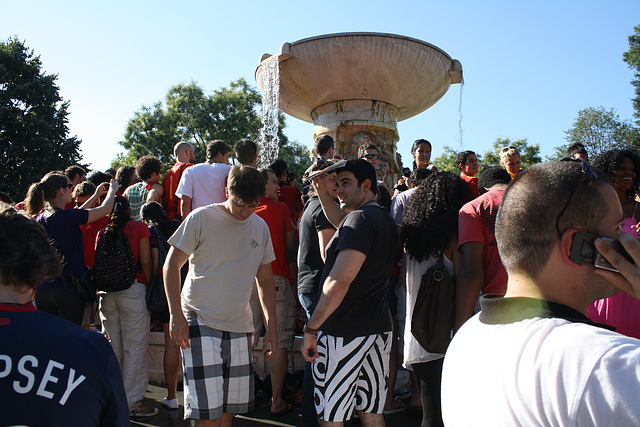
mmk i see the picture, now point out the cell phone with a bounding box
[570,231,634,273]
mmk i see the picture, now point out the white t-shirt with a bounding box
[403,252,453,367]
[175,162,231,210]
[168,203,275,332]
[442,304,640,426]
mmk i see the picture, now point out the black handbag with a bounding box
[64,264,97,308]
[410,250,456,354]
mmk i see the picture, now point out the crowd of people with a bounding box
[3,136,640,426]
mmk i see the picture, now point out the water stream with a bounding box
[257,55,280,167]
[457,81,464,146]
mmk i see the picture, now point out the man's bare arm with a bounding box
[318,228,336,263]
[255,263,279,360]
[163,246,190,349]
[180,195,192,218]
[301,249,366,362]
[312,175,345,228]
[455,242,484,330]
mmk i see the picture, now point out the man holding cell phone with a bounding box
[442,159,640,426]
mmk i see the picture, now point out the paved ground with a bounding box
[130,383,423,427]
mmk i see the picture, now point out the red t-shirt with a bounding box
[96,220,151,284]
[277,183,303,229]
[460,173,480,199]
[80,215,109,268]
[255,196,294,282]
[457,188,507,295]
[162,162,193,220]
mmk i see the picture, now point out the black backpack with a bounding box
[93,227,137,292]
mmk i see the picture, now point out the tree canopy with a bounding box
[0,37,82,201]
[114,78,312,187]
[549,106,640,160]
[623,25,640,125]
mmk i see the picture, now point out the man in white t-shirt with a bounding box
[176,139,232,218]
[442,160,640,425]
[164,166,279,425]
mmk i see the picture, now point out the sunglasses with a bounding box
[363,154,378,159]
[59,183,73,191]
[501,146,517,153]
[555,158,598,237]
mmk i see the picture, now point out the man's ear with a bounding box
[361,178,372,193]
[560,228,579,265]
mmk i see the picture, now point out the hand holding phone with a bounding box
[592,232,640,301]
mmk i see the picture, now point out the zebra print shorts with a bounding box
[312,330,392,422]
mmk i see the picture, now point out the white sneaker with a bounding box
[162,397,179,410]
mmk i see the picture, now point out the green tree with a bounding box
[0,37,83,201]
[483,137,541,168]
[115,78,292,172]
[550,106,640,160]
[623,25,640,124]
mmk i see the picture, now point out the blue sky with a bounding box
[1,0,638,171]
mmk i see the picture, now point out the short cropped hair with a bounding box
[496,161,609,278]
[227,166,266,203]
[269,159,288,179]
[174,141,193,157]
[339,159,378,195]
[456,150,476,169]
[0,206,61,291]
[135,156,162,181]
[357,143,378,158]
[478,166,511,191]
[314,135,335,156]
[64,165,85,182]
[206,140,230,160]
[234,139,258,165]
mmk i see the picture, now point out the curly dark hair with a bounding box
[592,149,640,199]
[401,172,473,262]
[135,156,162,181]
[456,150,475,169]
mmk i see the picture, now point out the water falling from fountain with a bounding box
[457,80,464,146]
[257,55,280,167]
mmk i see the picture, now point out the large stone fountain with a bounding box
[255,32,462,186]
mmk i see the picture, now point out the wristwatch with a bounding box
[303,323,319,335]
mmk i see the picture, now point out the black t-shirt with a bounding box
[297,196,335,295]
[320,200,398,338]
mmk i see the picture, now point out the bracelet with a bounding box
[303,323,319,335]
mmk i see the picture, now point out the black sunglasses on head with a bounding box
[555,157,598,237]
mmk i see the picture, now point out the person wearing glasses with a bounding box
[500,146,522,179]
[22,171,120,325]
[442,160,640,425]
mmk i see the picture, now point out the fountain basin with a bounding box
[255,32,462,123]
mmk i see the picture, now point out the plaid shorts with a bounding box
[182,311,254,420]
